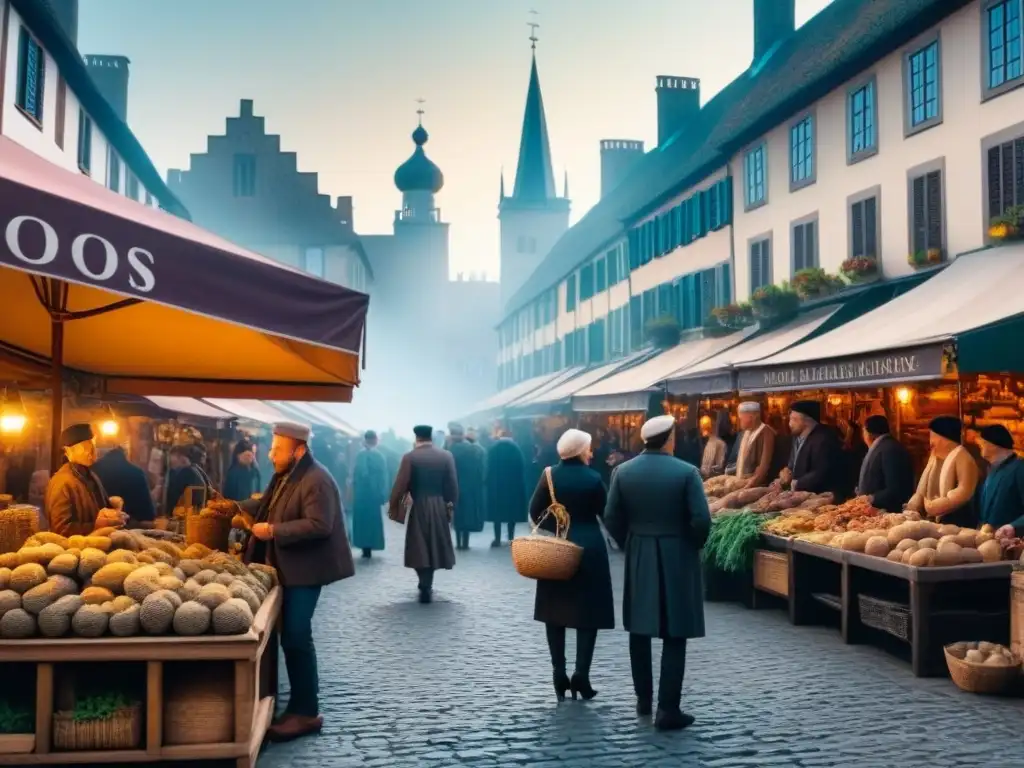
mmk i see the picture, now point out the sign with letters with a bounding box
[666,372,736,397]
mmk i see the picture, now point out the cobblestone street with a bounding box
[258,521,1024,768]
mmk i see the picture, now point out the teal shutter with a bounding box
[721,177,733,226]
[627,229,639,271]
[680,274,697,329]
[715,262,732,307]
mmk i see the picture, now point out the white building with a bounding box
[0,0,185,215]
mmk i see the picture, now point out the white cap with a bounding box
[641,415,676,441]
[738,401,761,414]
[273,421,312,442]
[556,429,592,460]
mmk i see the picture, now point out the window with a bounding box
[233,153,256,197]
[789,115,815,189]
[744,144,766,208]
[987,136,1024,222]
[15,26,45,124]
[588,320,606,365]
[77,110,92,173]
[986,0,1023,94]
[848,78,877,162]
[749,238,771,292]
[792,218,818,272]
[304,247,325,277]
[906,39,941,133]
[107,149,121,193]
[609,307,625,359]
[850,196,878,258]
[565,274,577,312]
[628,295,642,350]
[910,169,943,254]
[595,257,607,293]
[55,77,66,149]
[126,172,139,201]
[606,248,620,285]
[579,264,594,301]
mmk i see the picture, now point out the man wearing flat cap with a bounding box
[446,423,486,550]
[731,402,777,488]
[243,421,354,742]
[389,425,458,602]
[604,414,711,731]
[856,415,915,512]
[46,423,122,536]
[976,425,1024,539]
[906,416,979,526]
[777,401,842,495]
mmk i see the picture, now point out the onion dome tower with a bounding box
[394,106,443,222]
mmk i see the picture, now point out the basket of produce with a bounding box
[164,664,234,745]
[0,504,39,554]
[53,699,141,751]
[511,468,582,581]
[186,502,237,552]
[944,642,1020,694]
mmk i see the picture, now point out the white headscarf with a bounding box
[557,429,592,460]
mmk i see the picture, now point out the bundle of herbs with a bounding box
[703,511,765,573]
[0,699,33,734]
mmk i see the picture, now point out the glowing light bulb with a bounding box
[896,387,912,405]
[0,414,26,434]
[99,419,119,437]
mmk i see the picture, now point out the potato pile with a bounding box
[813,521,1008,566]
[0,529,277,640]
[704,475,747,500]
[947,641,1018,668]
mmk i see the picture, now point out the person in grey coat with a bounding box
[604,414,711,732]
[388,425,458,603]
[447,423,486,550]
[485,430,527,546]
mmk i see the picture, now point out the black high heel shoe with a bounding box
[569,673,597,701]
[553,672,571,702]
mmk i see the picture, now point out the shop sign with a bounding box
[736,345,945,391]
[666,373,735,396]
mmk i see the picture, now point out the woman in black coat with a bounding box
[528,429,614,703]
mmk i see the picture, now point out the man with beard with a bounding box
[447,423,486,550]
[485,429,527,546]
[244,422,354,742]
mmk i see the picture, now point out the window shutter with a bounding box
[715,262,732,307]
[851,201,864,257]
[721,177,733,226]
[761,241,771,286]
[1000,141,1014,219]
[925,171,942,250]
[912,175,927,253]
[1015,138,1024,210]
[700,269,716,321]
[629,295,643,350]
[750,242,762,291]
[708,187,719,230]
[805,221,816,268]
[864,197,877,257]
[793,224,806,271]
[628,229,639,270]
[672,205,682,248]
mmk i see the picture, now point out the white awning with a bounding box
[512,350,652,414]
[666,305,842,395]
[735,248,1024,390]
[272,401,360,437]
[144,396,234,419]
[572,333,747,412]
[457,368,581,424]
[305,402,361,436]
[204,399,298,426]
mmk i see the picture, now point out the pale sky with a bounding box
[79,0,834,282]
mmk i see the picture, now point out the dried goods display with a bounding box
[703,475,746,498]
[709,487,771,515]
[0,528,277,639]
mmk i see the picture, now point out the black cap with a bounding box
[979,424,1015,450]
[60,423,94,448]
[790,400,821,422]
[364,430,377,442]
[413,425,433,441]
[864,415,890,436]
[929,415,962,444]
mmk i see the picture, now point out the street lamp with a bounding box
[99,419,119,437]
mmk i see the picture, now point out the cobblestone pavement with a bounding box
[258,520,1024,768]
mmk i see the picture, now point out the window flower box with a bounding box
[708,303,754,335]
[644,314,681,350]
[792,268,843,300]
[989,205,1024,242]
[908,248,945,268]
[750,284,800,325]
[840,255,879,284]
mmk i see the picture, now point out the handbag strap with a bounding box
[544,466,558,507]
[533,466,570,539]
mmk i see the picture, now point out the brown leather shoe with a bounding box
[267,714,323,742]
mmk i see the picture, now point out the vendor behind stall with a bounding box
[45,424,122,535]
[778,401,841,495]
[906,416,979,527]
[856,415,914,512]
[731,401,776,488]
[699,411,731,479]
[164,444,212,513]
[975,425,1024,538]
[92,442,156,527]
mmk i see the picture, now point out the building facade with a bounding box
[495,0,1014,393]
[0,0,183,213]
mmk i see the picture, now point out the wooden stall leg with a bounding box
[841,562,861,644]
[235,659,255,746]
[35,662,53,754]
[146,660,162,756]
[790,552,808,625]
[910,581,933,677]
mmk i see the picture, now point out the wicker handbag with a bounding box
[511,467,583,581]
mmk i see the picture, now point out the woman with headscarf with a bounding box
[906,416,980,527]
[527,429,614,703]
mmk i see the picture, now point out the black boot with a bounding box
[570,629,598,701]
[361,548,372,559]
[629,633,653,717]
[545,625,570,702]
[654,708,695,731]
[491,522,502,547]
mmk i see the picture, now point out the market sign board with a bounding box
[736,344,946,392]
[666,372,736,397]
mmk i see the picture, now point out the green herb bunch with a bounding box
[72,693,134,723]
[0,699,33,734]
[703,511,765,573]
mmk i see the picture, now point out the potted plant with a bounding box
[708,303,754,334]
[840,255,878,284]
[750,283,800,324]
[0,699,34,755]
[791,268,842,300]
[53,693,141,752]
[989,204,1024,241]
[644,314,681,350]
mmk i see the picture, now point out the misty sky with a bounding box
[79,0,834,283]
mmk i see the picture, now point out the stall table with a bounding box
[751,533,791,609]
[0,588,281,767]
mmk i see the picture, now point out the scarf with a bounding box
[71,463,110,511]
[736,423,766,479]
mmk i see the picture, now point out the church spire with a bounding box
[510,15,557,204]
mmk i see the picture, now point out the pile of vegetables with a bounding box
[704,511,766,573]
[0,529,277,639]
[947,641,1018,668]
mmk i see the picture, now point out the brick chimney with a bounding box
[48,0,79,47]
[600,140,645,199]
[336,196,353,229]
[753,0,795,66]
[655,76,700,148]
[85,55,130,122]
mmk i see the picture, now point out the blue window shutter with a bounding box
[700,191,710,237]
[679,274,695,329]
[721,177,733,226]
[16,29,28,108]
[716,262,732,307]
[673,279,685,326]
[566,274,577,311]
[681,199,691,244]
[629,295,643,350]
[628,229,639,271]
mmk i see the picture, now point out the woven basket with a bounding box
[164,667,234,745]
[186,514,231,552]
[0,504,39,554]
[944,645,1020,695]
[53,705,142,751]
[510,467,583,581]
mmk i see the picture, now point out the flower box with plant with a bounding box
[840,255,878,283]
[53,693,142,751]
[907,248,945,267]
[0,699,34,755]
[709,303,754,332]
[989,204,1024,241]
[791,268,844,299]
[750,283,800,322]
[644,314,681,350]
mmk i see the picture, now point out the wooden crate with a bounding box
[753,549,789,598]
[1011,571,1024,659]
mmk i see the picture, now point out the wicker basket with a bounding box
[164,667,234,745]
[186,514,231,552]
[944,645,1020,694]
[1011,572,1024,660]
[858,594,912,642]
[0,504,39,554]
[53,705,142,751]
[511,467,583,581]
[753,550,789,597]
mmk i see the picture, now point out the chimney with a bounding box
[48,0,79,47]
[753,0,795,66]
[240,99,254,118]
[336,196,353,229]
[655,76,700,148]
[600,140,645,198]
[84,55,130,122]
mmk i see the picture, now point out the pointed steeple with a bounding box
[499,168,506,204]
[510,49,557,204]
[563,170,569,199]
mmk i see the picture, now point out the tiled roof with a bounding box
[501,0,973,320]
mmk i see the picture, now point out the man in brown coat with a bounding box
[45,424,123,535]
[732,402,777,489]
[245,422,354,742]
[388,425,458,603]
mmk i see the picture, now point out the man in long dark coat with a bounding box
[485,429,527,547]
[604,414,711,731]
[778,401,843,496]
[447,423,486,550]
[350,430,388,558]
[856,415,914,512]
[388,425,458,603]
